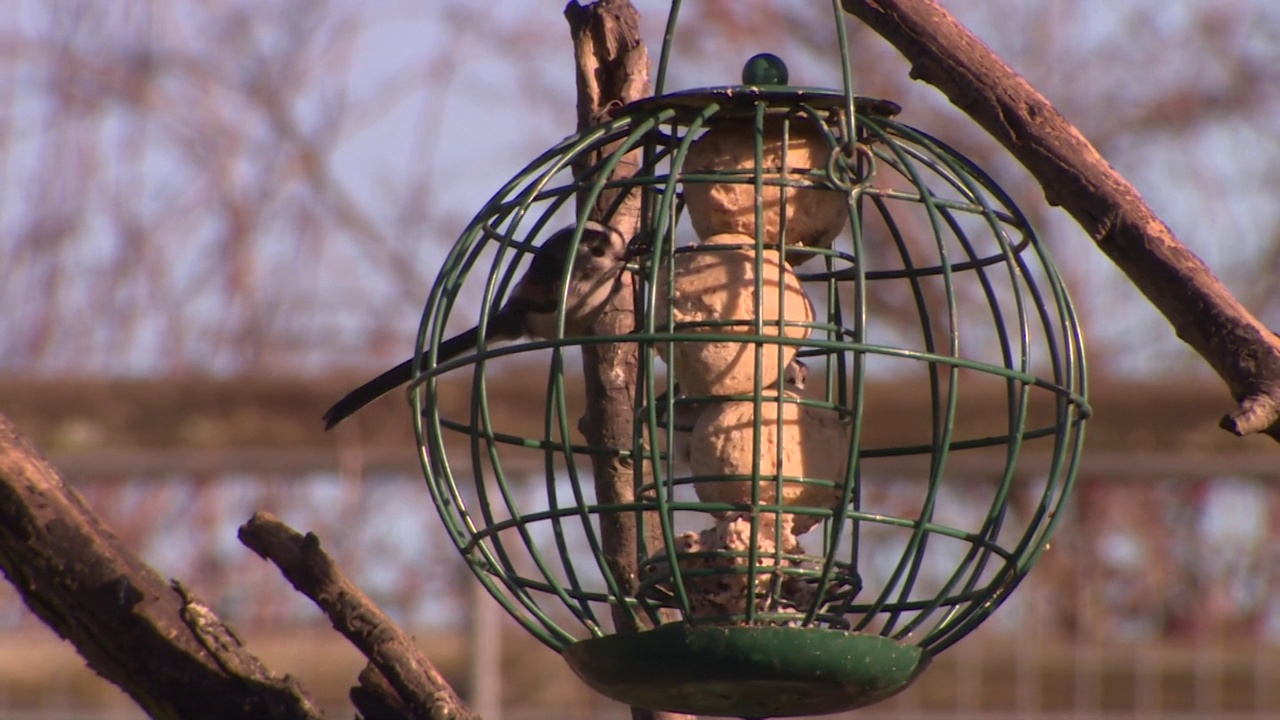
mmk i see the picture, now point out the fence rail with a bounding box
[0,376,1276,717]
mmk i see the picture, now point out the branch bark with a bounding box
[565,3,694,720]
[0,412,323,720]
[239,512,478,720]
[842,0,1280,441]
[564,0,650,629]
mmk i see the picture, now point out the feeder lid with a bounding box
[619,87,901,124]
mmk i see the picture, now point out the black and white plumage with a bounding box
[322,221,628,429]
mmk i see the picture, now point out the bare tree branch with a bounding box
[565,3,695,719]
[239,512,478,720]
[564,0,650,635]
[842,0,1280,441]
[0,413,323,720]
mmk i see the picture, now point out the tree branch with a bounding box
[0,412,323,720]
[565,3,694,719]
[842,0,1280,441]
[564,0,651,633]
[239,512,478,720]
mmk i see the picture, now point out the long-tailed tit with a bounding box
[323,221,628,429]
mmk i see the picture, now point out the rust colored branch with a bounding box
[0,413,323,720]
[842,0,1280,441]
[238,512,478,720]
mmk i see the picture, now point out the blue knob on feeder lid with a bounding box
[742,53,789,86]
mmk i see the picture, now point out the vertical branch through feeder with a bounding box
[564,0,656,635]
[567,6,699,720]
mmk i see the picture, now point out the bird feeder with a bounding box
[410,4,1088,717]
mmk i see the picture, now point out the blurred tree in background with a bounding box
[2,0,1278,379]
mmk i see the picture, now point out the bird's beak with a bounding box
[622,230,654,262]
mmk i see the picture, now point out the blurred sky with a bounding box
[1,1,1278,377]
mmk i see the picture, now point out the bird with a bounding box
[322,221,628,430]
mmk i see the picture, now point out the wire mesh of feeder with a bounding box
[409,5,1087,715]
[411,88,1086,646]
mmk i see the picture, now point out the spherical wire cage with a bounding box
[409,11,1088,718]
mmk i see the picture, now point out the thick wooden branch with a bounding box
[351,663,418,720]
[842,0,1280,441]
[566,3,693,720]
[565,0,650,630]
[0,413,323,720]
[239,512,478,720]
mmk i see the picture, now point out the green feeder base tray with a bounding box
[562,623,930,718]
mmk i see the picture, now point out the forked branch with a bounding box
[0,413,324,720]
[240,512,479,720]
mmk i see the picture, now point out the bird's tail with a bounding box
[321,324,487,430]
[321,357,415,430]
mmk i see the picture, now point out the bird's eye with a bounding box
[590,244,607,258]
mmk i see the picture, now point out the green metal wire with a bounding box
[408,1,1089,664]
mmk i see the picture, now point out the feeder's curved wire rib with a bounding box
[404,8,1087,715]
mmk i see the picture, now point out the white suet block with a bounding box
[682,118,848,264]
[654,237,813,397]
[689,390,850,535]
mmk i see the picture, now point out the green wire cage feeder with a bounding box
[411,4,1088,717]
